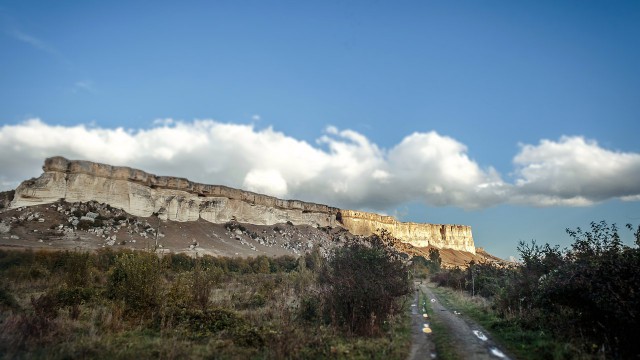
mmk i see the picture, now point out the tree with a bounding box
[428,248,442,273]
[320,240,410,336]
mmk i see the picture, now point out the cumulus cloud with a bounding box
[512,136,640,206]
[243,169,288,197]
[387,132,507,208]
[0,119,639,210]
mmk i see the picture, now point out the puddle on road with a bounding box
[472,330,488,341]
[489,347,506,358]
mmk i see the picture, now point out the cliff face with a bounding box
[10,157,475,253]
[338,210,475,253]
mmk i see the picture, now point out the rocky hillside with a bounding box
[8,156,476,253]
[0,199,356,258]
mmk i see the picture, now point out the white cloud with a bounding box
[512,136,640,206]
[243,169,288,197]
[0,119,639,211]
[386,132,507,208]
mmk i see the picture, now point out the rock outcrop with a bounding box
[339,210,475,253]
[10,157,475,253]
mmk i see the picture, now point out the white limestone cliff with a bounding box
[10,156,475,253]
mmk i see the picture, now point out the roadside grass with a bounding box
[428,283,575,360]
[418,289,460,360]
[0,249,412,359]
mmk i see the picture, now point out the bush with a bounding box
[166,252,195,271]
[183,308,242,333]
[54,286,97,319]
[320,240,410,336]
[436,221,640,358]
[61,252,92,287]
[269,255,298,273]
[107,252,162,315]
[251,256,271,274]
[0,286,19,310]
[298,295,321,322]
[191,260,222,309]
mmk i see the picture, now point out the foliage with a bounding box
[320,239,411,336]
[428,248,442,273]
[412,248,442,278]
[191,258,222,310]
[433,220,640,358]
[0,285,19,310]
[107,252,162,315]
[0,245,412,359]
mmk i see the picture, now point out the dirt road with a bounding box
[408,288,437,360]
[410,282,510,360]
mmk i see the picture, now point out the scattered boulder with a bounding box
[0,222,10,234]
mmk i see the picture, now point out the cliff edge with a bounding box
[10,156,475,253]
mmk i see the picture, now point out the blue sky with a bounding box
[1,1,640,259]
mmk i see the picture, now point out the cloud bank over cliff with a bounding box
[1,118,639,210]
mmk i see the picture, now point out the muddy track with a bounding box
[418,283,511,360]
[408,288,437,360]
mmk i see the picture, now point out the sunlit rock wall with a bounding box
[339,210,475,253]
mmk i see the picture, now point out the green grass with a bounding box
[428,284,577,360]
[0,249,413,359]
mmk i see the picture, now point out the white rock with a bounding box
[0,222,10,234]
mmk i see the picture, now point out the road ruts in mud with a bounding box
[419,283,510,360]
[408,287,437,360]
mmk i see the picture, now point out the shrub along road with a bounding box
[415,282,510,360]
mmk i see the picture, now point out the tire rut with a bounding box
[419,283,510,360]
[407,288,437,360]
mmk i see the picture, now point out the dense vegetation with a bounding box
[0,234,412,359]
[430,221,640,359]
